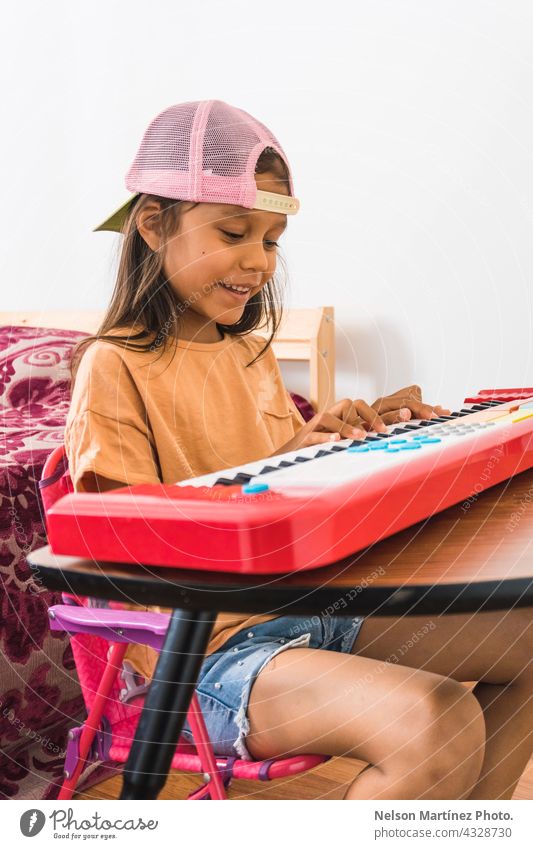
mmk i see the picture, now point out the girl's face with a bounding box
[138,171,289,343]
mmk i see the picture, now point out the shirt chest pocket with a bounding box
[257,400,296,449]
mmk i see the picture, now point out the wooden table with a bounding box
[28,469,533,799]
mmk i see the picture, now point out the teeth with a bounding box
[221,283,248,293]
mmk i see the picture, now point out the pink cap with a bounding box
[94,99,299,232]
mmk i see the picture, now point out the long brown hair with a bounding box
[72,147,291,377]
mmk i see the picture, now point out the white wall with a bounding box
[2,0,533,411]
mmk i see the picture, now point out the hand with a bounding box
[371,384,451,423]
[272,398,389,455]
[272,387,452,457]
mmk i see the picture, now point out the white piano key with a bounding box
[176,437,355,488]
[176,403,498,491]
[248,420,513,491]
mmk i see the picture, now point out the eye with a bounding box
[220,230,280,250]
[220,230,244,240]
[264,240,280,250]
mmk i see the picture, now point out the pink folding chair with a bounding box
[40,445,328,800]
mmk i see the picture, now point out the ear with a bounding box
[135,201,164,250]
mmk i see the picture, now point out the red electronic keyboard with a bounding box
[46,388,533,574]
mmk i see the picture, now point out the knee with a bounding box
[404,678,485,799]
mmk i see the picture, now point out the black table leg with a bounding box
[120,608,215,800]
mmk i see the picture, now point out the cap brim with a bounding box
[253,189,299,215]
[93,193,140,233]
[93,188,300,232]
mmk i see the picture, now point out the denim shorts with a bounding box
[181,613,364,760]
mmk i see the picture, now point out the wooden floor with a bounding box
[74,753,533,801]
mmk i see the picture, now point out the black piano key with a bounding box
[432,415,456,421]
[390,427,411,435]
[233,473,254,484]
[403,424,424,430]
[470,405,488,411]
[294,456,312,462]
[314,449,332,458]
[278,460,295,467]
[214,477,237,486]
[330,445,348,452]
[375,432,391,439]
[364,435,382,442]
[258,465,279,475]
[348,439,368,447]
[417,419,440,426]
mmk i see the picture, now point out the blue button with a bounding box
[398,442,422,450]
[242,482,270,494]
[412,434,428,440]
[369,442,389,450]
[417,437,441,444]
[385,447,401,453]
[390,438,408,444]
[347,445,370,453]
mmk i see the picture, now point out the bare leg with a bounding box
[246,647,485,799]
[352,606,533,799]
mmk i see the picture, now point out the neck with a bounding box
[176,314,225,343]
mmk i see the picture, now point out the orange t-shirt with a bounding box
[65,326,306,679]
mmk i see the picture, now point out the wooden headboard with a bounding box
[0,307,335,411]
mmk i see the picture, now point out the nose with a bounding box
[238,238,271,274]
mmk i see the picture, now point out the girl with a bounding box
[66,99,533,800]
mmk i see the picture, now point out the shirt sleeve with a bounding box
[65,341,161,491]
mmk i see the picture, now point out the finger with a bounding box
[301,430,365,448]
[381,384,422,402]
[303,432,348,447]
[373,397,443,421]
[380,408,412,426]
[350,400,388,432]
[406,384,422,401]
[414,403,453,419]
[336,398,409,433]
[314,412,367,441]
[326,398,368,431]
[408,402,444,420]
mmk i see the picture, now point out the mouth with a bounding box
[215,281,254,301]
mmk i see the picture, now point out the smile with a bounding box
[216,282,252,299]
